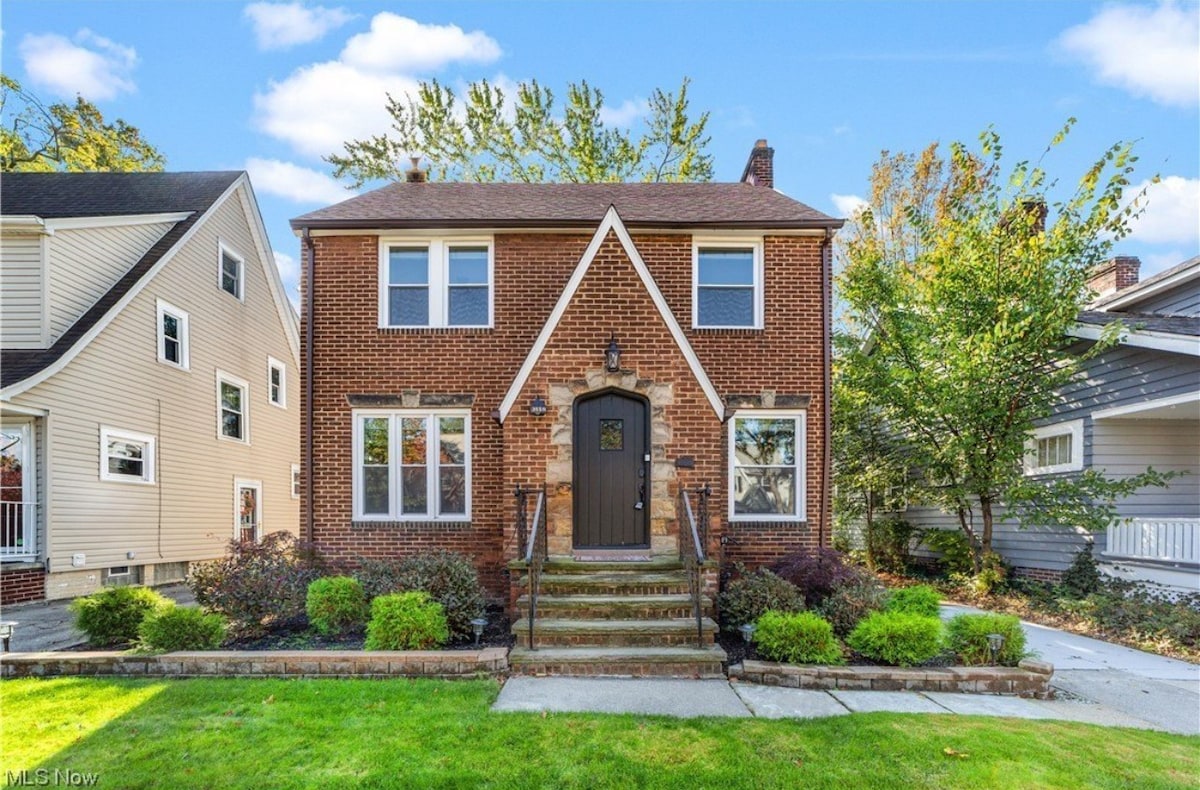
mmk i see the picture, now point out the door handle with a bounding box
[634,483,645,510]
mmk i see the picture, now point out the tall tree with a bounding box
[837,122,1173,570]
[0,75,165,172]
[327,77,712,186]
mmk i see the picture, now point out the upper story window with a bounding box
[1025,419,1084,476]
[216,371,250,443]
[268,357,287,408]
[379,239,492,328]
[693,239,763,329]
[352,410,471,521]
[219,241,244,301]
[156,299,189,370]
[729,411,805,521]
[100,426,155,484]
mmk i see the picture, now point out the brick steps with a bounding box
[536,572,692,597]
[516,593,711,621]
[512,617,717,647]
[508,646,727,678]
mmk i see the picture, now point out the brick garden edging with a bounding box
[730,658,1054,699]
[0,648,508,680]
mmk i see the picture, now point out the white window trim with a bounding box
[692,236,764,330]
[267,356,287,409]
[218,239,245,302]
[234,478,263,542]
[100,426,156,485]
[291,463,301,499]
[1025,419,1085,476]
[216,370,251,444]
[728,409,806,522]
[155,299,190,371]
[351,408,472,521]
[377,237,494,329]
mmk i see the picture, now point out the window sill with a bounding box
[351,520,472,530]
[690,327,764,336]
[728,519,809,529]
[378,327,493,335]
[99,476,156,486]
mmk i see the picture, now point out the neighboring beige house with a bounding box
[0,172,300,603]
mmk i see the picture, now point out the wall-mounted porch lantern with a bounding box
[529,396,548,417]
[604,333,622,372]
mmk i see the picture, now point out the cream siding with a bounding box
[47,222,175,344]
[1,234,46,348]
[10,187,299,581]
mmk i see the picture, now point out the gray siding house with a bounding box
[904,256,1199,590]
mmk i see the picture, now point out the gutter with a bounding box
[290,217,846,233]
[819,227,834,547]
[302,227,315,543]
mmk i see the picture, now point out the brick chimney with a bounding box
[740,139,774,188]
[404,156,427,183]
[1088,256,1141,298]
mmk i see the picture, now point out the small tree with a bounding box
[838,122,1174,570]
[327,77,712,186]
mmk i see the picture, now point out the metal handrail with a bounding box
[515,485,548,650]
[679,484,711,648]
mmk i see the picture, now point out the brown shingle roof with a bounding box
[291,182,842,230]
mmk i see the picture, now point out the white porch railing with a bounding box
[1104,518,1200,566]
[1,501,38,560]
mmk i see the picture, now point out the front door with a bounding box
[573,391,649,548]
[235,480,262,543]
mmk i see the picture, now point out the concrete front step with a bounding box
[535,572,691,596]
[509,645,728,678]
[512,617,717,647]
[540,558,685,574]
[516,593,712,621]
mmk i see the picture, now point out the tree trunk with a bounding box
[980,496,995,572]
[864,496,876,571]
[956,505,982,574]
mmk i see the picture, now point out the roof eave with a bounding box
[289,217,845,232]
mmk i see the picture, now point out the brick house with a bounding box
[293,141,843,674]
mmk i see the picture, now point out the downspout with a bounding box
[302,227,315,543]
[819,227,834,548]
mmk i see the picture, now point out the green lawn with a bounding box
[1,678,1196,789]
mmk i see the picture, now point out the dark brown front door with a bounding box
[573,390,649,548]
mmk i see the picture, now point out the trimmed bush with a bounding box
[847,611,943,667]
[353,551,485,641]
[754,610,845,665]
[869,518,917,573]
[717,566,805,632]
[887,584,941,617]
[819,571,891,637]
[772,549,859,608]
[188,531,328,636]
[1059,546,1103,599]
[945,613,1026,666]
[364,592,449,650]
[69,585,172,646]
[137,606,226,652]
[306,576,369,636]
[918,529,974,575]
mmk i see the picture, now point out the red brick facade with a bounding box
[303,222,830,600]
[0,566,46,605]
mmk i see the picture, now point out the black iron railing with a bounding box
[515,484,548,650]
[679,483,711,648]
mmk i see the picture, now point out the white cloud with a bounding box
[831,193,869,218]
[1126,176,1200,245]
[598,98,648,128]
[1059,1,1199,107]
[244,2,355,50]
[245,157,357,204]
[340,13,500,73]
[19,29,136,99]
[273,250,300,310]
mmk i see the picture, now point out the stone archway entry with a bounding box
[573,390,650,549]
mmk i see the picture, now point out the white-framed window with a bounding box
[729,410,806,521]
[234,479,262,542]
[378,238,493,328]
[268,357,287,408]
[1025,419,1084,475]
[692,238,764,329]
[216,371,250,443]
[155,299,189,370]
[352,409,471,521]
[291,463,301,499]
[218,241,244,301]
[100,426,156,484]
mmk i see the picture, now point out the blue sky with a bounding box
[3,1,1197,304]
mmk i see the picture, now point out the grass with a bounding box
[2,678,1197,789]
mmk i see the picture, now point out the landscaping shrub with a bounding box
[306,576,369,636]
[945,613,1026,666]
[818,570,892,637]
[1059,545,1103,599]
[69,585,172,646]
[968,552,1010,595]
[772,548,859,607]
[717,566,805,632]
[887,584,941,617]
[918,529,974,576]
[137,606,226,652]
[364,592,449,650]
[353,551,485,641]
[188,531,328,636]
[847,611,944,667]
[754,610,845,665]
[869,517,917,573]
